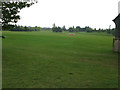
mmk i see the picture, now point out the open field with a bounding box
[2,31,118,88]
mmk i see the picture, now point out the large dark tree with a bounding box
[1,1,37,30]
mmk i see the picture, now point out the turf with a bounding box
[2,31,118,88]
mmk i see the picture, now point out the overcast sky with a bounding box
[17,0,120,29]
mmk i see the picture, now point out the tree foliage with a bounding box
[52,24,63,32]
[1,1,37,30]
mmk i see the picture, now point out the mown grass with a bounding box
[2,31,118,88]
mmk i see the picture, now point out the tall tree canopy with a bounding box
[1,1,38,30]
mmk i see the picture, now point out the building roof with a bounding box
[113,14,120,22]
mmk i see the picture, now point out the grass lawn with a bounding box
[2,31,118,88]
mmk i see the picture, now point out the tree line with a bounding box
[9,25,40,31]
[0,1,115,36]
[52,24,115,35]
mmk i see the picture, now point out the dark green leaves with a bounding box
[2,1,37,30]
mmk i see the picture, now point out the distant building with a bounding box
[113,14,120,52]
[113,14,120,38]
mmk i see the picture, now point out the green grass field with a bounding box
[2,31,118,88]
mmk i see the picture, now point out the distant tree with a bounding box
[73,26,75,29]
[97,28,100,32]
[84,26,89,32]
[111,28,115,36]
[100,29,105,32]
[53,23,56,28]
[93,28,97,32]
[52,23,57,32]
[106,29,111,34]
[72,26,75,32]
[75,26,81,32]
[52,27,57,32]
[68,27,74,32]
[58,26,62,32]
[52,24,63,32]
[62,25,66,31]
[86,27,93,32]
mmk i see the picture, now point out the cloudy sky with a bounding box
[17,0,120,29]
